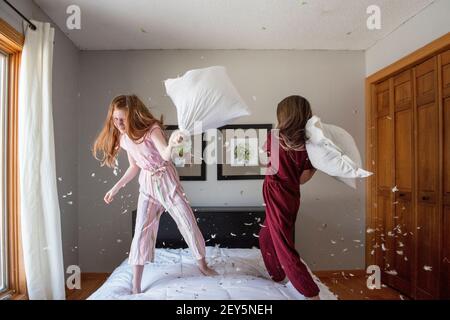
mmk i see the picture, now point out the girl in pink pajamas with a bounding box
[93,94,216,294]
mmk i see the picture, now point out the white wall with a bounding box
[366,0,450,76]
[0,0,80,270]
[78,49,366,272]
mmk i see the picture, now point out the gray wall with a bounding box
[0,0,80,270]
[78,50,366,272]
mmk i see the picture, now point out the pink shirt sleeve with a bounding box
[145,124,167,143]
[119,134,127,151]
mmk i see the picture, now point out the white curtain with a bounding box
[18,21,65,300]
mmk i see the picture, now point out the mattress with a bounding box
[88,246,337,300]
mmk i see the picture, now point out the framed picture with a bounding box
[217,124,272,180]
[164,125,206,181]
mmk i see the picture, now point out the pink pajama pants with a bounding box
[128,163,206,265]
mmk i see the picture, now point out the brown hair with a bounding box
[276,95,313,151]
[92,94,164,168]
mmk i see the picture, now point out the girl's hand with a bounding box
[300,168,316,185]
[151,127,187,161]
[169,130,184,148]
[104,187,119,204]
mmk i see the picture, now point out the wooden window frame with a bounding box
[0,18,26,300]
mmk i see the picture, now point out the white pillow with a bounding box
[305,116,372,189]
[164,66,251,135]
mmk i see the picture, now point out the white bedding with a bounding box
[88,247,337,300]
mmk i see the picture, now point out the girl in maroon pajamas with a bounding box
[259,95,320,299]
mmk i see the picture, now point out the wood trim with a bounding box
[366,81,380,269]
[6,52,27,299]
[437,52,444,299]
[0,18,27,299]
[432,55,441,299]
[411,66,418,299]
[367,33,450,84]
[387,77,396,289]
[365,81,373,268]
[0,18,24,54]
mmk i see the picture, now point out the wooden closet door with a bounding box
[441,49,450,299]
[374,80,394,278]
[390,70,414,296]
[415,56,440,299]
[444,207,450,299]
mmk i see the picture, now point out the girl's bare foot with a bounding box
[197,258,218,276]
[132,287,142,294]
[199,265,218,276]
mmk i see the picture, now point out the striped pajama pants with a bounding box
[128,163,206,265]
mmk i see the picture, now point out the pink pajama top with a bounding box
[119,125,180,189]
[119,126,169,172]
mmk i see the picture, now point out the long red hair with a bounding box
[92,94,164,168]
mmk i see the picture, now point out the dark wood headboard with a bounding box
[132,206,266,249]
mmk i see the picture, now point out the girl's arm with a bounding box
[151,127,183,161]
[104,152,140,204]
[300,168,316,185]
[113,151,140,189]
[299,150,316,185]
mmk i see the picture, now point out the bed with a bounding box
[88,207,337,300]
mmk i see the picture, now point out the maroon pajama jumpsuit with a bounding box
[259,133,320,298]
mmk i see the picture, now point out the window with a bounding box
[0,17,26,299]
[0,51,6,294]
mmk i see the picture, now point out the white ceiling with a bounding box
[33,0,436,51]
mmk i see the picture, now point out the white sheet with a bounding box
[88,247,337,300]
